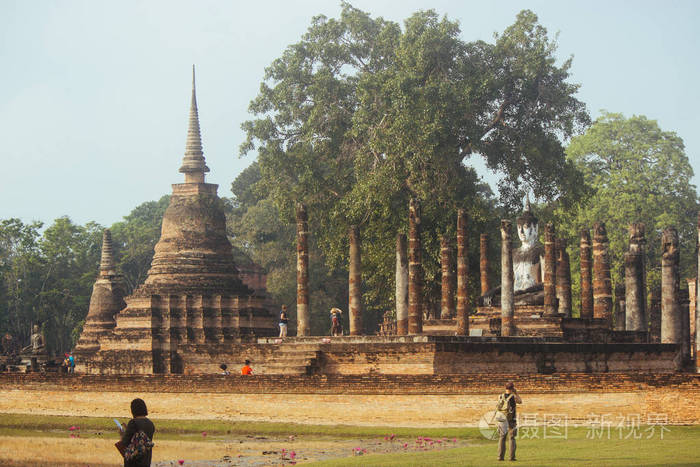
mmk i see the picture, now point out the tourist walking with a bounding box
[330,308,343,336]
[116,398,155,467]
[279,305,288,337]
[241,359,253,375]
[496,382,522,461]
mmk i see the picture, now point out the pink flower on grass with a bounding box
[201,431,207,437]
[178,461,184,465]
[290,451,296,459]
[403,443,408,448]
[69,426,77,431]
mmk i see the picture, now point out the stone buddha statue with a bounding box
[21,324,46,355]
[481,198,545,306]
[513,199,544,293]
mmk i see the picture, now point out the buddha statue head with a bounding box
[516,197,539,250]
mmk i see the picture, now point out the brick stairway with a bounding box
[260,344,323,375]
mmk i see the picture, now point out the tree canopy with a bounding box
[239,4,588,323]
[555,112,698,310]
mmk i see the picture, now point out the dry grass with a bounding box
[0,388,643,427]
[0,435,243,466]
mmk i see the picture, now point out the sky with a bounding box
[1,0,699,227]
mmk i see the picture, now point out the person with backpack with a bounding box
[68,352,75,373]
[116,398,155,466]
[495,382,522,461]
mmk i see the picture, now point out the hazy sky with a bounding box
[1,0,699,227]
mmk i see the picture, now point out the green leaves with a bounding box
[556,112,698,308]
[239,5,588,322]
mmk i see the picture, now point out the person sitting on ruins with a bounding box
[219,363,230,375]
[481,198,545,307]
[241,359,253,375]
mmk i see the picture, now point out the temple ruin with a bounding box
[73,69,695,376]
[75,68,276,374]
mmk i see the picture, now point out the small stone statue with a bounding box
[22,325,46,355]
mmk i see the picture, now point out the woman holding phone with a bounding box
[116,398,155,466]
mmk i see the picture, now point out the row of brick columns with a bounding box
[297,198,700,369]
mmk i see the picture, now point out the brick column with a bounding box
[593,222,613,325]
[681,290,691,364]
[501,220,515,337]
[614,281,626,331]
[480,234,490,296]
[661,227,681,345]
[555,238,572,318]
[440,235,455,319]
[296,203,311,336]
[649,286,662,343]
[456,209,469,336]
[543,223,557,316]
[408,199,423,334]
[395,234,408,335]
[625,223,647,332]
[580,229,594,319]
[348,225,362,335]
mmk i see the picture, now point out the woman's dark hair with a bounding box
[220,363,227,370]
[505,382,515,391]
[131,398,148,417]
[244,359,251,365]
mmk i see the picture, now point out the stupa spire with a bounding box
[99,229,116,276]
[179,65,210,182]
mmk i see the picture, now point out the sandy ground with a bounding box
[0,389,642,427]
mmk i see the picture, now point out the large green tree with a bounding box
[555,112,698,312]
[228,163,349,335]
[0,219,44,348]
[241,5,587,321]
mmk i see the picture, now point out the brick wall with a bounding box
[2,372,698,394]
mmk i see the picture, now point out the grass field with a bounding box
[306,426,700,466]
[1,414,698,466]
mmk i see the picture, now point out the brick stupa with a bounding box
[76,68,276,374]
